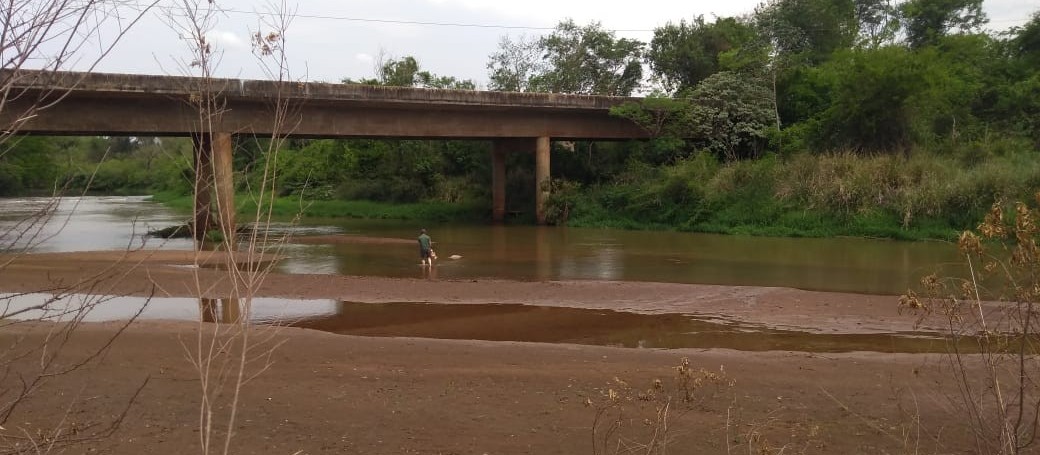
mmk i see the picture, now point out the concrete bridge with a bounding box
[2,70,649,235]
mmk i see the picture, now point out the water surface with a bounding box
[0,195,974,352]
[275,219,963,295]
[0,293,949,353]
[0,196,965,295]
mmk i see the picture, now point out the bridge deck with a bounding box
[3,70,649,139]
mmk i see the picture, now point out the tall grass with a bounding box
[551,147,1040,240]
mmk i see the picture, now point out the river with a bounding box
[0,195,967,351]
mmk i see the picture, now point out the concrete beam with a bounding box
[2,70,651,140]
[2,69,642,110]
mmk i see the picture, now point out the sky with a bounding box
[89,0,1040,88]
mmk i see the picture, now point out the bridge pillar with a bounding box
[191,132,235,250]
[491,142,507,223]
[490,137,551,224]
[535,136,550,225]
[191,134,213,245]
[212,132,236,251]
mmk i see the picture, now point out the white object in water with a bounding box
[449,254,462,260]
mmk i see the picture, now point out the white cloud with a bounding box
[207,30,248,52]
[355,53,374,63]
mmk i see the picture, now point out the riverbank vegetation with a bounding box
[1,0,1037,241]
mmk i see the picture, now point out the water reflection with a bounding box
[280,221,963,295]
[0,293,337,323]
[277,244,341,275]
[0,196,969,295]
[290,300,950,353]
[0,196,988,353]
[421,262,438,280]
[0,196,193,253]
[0,292,969,353]
[199,298,241,323]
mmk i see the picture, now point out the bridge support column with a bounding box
[489,137,551,224]
[191,132,235,250]
[535,136,550,225]
[212,132,236,251]
[191,134,213,245]
[491,142,507,223]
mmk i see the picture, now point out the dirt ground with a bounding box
[0,250,996,454]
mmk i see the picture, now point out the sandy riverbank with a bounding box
[0,249,982,454]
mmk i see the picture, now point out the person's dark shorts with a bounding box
[420,248,431,259]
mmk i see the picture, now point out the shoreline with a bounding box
[0,248,986,453]
[1,249,937,335]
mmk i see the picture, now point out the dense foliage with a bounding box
[1,5,1038,239]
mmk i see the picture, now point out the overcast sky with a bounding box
[94,0,1040,87]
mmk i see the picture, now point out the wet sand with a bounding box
[0,250,982,453]
[0,250,934,334]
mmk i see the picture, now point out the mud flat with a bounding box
[0,250,979,454]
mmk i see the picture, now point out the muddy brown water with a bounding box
[288,301,955,353]
[0,196,974,352]
[276,218,966,296]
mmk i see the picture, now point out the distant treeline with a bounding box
[1,0,1037,240]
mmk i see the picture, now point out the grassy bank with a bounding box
[545,149,1040,241]
[150,192,489,223]
[150,147,1040,241]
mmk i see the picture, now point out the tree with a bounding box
[529,20,645,96]
[345,55,476,89]
[855,0,900,48]
[486,20,645,96]
[1012,10,1040,67]
[688,71,774,161]
[812,45,979,151]
[1000,12,1040,145]
[486,35,543,92]
[380,55,421,87]
[899,0,987,49]
[610,95,695,139]
[647,16,759,93]
[754,0,858,66]
[416,71,476,90]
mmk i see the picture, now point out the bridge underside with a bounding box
[187,132,554,244]
[5,89,645,140]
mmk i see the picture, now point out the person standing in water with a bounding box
[418,228,433,266]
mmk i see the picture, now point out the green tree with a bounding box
[415,71,477,90]
[855,0,900,47]
[754,0,858,65]
[529,20,644,95]
[486,35,543,92]
[1001,12,1040,144]
[379,55,421,87]
[647,16,759,93]
[344,55,476,89]
[751,0,859,150]
[688,71,775,161]
[1012,10,1040,67]
[812,45,980,151]
[610,94,695,139]
[0,137,62,195]
[899,0,986,49]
